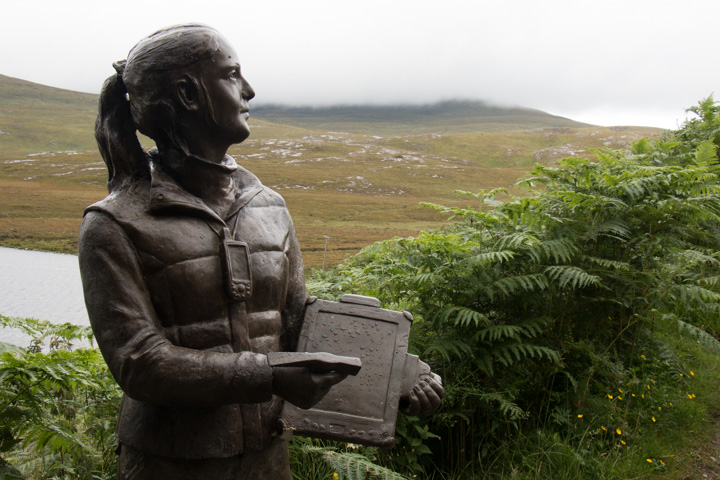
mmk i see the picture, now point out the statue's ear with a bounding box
[176,76,200,112]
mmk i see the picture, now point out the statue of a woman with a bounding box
[79,24,442,479]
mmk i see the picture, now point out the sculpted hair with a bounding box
[95,24,221,192]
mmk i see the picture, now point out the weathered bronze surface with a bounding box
[281,295,414,448]
[79,24,442,480]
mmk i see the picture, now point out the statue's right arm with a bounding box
[78,211,274,408]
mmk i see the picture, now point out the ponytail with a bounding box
[95,61,150,193]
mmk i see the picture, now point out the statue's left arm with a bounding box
[280,218,308,353]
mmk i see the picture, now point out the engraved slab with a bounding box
[279,294,412,448]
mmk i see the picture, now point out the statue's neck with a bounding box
[159,148,239,218]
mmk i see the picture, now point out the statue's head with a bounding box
[117,24,255,156]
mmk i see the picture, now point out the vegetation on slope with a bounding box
[0,74,662,268]
[1,98,718,480]
[2,79,720,478]
[307,97,720,479]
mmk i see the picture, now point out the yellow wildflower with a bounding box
[647,459,653,463]
[658,407,661,411]
[632,394,636,397]
[333,474,339,480]
[621,440,626,445]
[652,416,656,422]
[601,425,607,431]
[619,388,623,393]
[647,385,651,390]
[692,394,697,398]
[642,393,645,399]
[608,394,614,400]
[670,402,673,406]
[680,373,684,377]
[618,396,623,400]
[688,394,693,399]
[690,371,695,376]
[660,460,665,465]
[641,354,646,358]
[577,414,583,418]
[616,428,622,435]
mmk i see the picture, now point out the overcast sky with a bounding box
[2,0,718,129]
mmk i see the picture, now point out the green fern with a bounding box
[492,343,559,367]
[489,273,549,299]
[544,265,601,289]
[434,306,491,328]
[479,392,526,420]
[677,319,720,352]
[301,445,410,480]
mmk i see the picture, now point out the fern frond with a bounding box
[479,392,526,420]
[668,284,720,304]
[694,140,718,166]
[536,238,578,263]
[495,231,541,250]
[478,324,524,343]
[545,266,601,289]
[677,319,720,352]
[424,337,475,363]
[581,255,631,271]
[470,250,516,266]
[492,343,560,366]
[489,273,549,299]
[434,306,491,328]
[585,218,632,241]
[301,445,410,480]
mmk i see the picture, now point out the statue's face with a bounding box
[199,37,256,146]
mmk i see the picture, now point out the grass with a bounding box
[419,323,720,480]
[0,74,665,270]
[4,74,720,480]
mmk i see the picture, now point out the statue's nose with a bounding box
[242,78,255,101]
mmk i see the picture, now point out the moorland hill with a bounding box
[0,74,664,267]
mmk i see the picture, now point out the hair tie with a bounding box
[112,60,128,96]
[112,60,127,76]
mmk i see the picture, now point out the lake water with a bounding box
[0,247,89,347]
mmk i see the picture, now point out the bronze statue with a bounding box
[78,24,443,479]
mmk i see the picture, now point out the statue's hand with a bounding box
[272,366,347,409]
[401,373,444,416]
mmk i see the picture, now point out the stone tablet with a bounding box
[279,294,413,448]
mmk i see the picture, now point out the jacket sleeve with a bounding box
[78,210,274,408]
[280,217,308,352]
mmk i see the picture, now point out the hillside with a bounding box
[0,74,98,156]
[0,74,665,268]
[251,101,590,135]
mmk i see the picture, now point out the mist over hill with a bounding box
[0,73,593,155]
[252,100,591,135]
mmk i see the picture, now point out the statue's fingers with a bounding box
[413,383,432,412]
[428,377,445,398]
[404,391,421,416]
[314,371,347,389]
[423,383,443,410]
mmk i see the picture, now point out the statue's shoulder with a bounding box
[233,166,287,209]
[84,178,151,222]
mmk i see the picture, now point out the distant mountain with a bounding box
[0,73,591,156]
[251,101,592,135]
